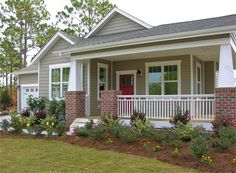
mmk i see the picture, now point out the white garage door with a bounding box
[21,85,39,111]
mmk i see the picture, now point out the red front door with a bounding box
[119,74,134,95]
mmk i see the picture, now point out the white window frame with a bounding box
[145,60,181,95]
[196,62,202,94]
[49,63,71,100]
[97,63,108,100]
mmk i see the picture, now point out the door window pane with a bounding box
[99,68,106,82]
[62,83,68,98]
[165,82,177,95]
[52,69,60,82]
[63,67,70,82]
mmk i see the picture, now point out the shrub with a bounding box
[25,116,37,134]
[132,118,156,138]
[32,124,44,135]
[174,122,194,141]
[90,124,106,140]
[104,117,123,138]
[0,89,11,110]
[41,116,56,137]
[215,126,236,150]
[172,148,179,158]
[0,119,10,131]
[48,99,65,121]
[55,121,66,136]
[84,119,94,130]
[201,155,213,166]
[189,135,209,158]
[10,113,23,134]
[21,109,31,117]
[34,111,47,124]
[101,114,118,124]
[119,126,138,143]
[212,113,235,133]
[27,96,48,114]
[154,129,181,148]
[152,145,161,152]
[130,111,146,127]
[170,108,190,126]
[74,127,89,137]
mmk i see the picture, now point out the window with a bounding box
[146,61,181,95]
[196,63,202,94]
[97,63,108,99]
[50,64,70,99]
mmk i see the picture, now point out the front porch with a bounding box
[66,34,236,127]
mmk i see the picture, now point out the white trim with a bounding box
[190,55,193,94]
[196,62,202,94]
[49,63,71,100]
[21,84,38,87]
[213,61,217,88]
[31,31,76,64]
[97,63,109,100]
[202,61,205,94]
[85,8,152,38]
[116,70,137,95]
[69,38,230,60]
[13,70,38,75]
[145,60,181,95]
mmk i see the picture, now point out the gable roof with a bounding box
[57,13,236,54]
[30,31,80,64]
[85,8,152,38]
[13,63,38,75]
[14,31,80,75]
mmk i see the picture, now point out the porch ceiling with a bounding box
[102,45,236,68]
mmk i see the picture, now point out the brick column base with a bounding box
[100,90,121,116]
[215,87,236,124]
[65,91,86,127]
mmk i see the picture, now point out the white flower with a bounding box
[52,122,54,126]
[46,122,49,126]
[27,123,30,127]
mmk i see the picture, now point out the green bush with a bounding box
[155,129,181,148]
[215,126,236,150]
[132,118,156,138]
[55,121,66,136]
[105,116,123,138]
[90,124,105,140]
[32,124,44,135]
[27,96,48,113]
[170,107,190,126]
[174,122,194,141]
[189,135,209,159]
[74,127,90,137]
[130,111,146,127]
[10,113,23,134]
[0,89,11,110]
[0,119,10,131]
[119,126,138,143]
[48,99,65,121]
[84,119,94,130]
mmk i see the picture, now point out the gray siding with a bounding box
[90,59,111,115]
[39,38,71,98]
[95,13,145,36]
[19,73,38,85]
[113,55,191,95]
[204,61,215,94]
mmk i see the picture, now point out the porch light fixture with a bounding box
[137,69,142,77]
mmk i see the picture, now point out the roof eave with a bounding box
[13,70,38,75]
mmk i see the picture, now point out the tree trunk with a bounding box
[19,22,23,68]
[23,22,27,67]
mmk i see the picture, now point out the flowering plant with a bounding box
[106,138,113,145]
[233,156,236,165]
[152,145,161,152]
[41,116,56,137]
[212,113,236,133]
[201,155,213,165]
[171,148,179,158]
[170,107,190,126]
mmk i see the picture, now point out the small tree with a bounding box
[0,89,11,110]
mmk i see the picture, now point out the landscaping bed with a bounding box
[0,131,235,172]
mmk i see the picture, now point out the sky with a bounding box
[44,0,236,27]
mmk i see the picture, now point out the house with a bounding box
[14,8,236,128]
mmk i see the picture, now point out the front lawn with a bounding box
[0,138,200,173]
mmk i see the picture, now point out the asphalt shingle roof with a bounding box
[67,14,236,49]
[14,63,38,74]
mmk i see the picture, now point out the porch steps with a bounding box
[69,118,100,133]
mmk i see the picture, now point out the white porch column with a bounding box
[218,44,235,88]
[68,60,83,91]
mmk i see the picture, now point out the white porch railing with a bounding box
[117,94,215,121]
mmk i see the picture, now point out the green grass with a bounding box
[0,138,202,173]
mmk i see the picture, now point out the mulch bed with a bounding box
[1,132,236,173]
